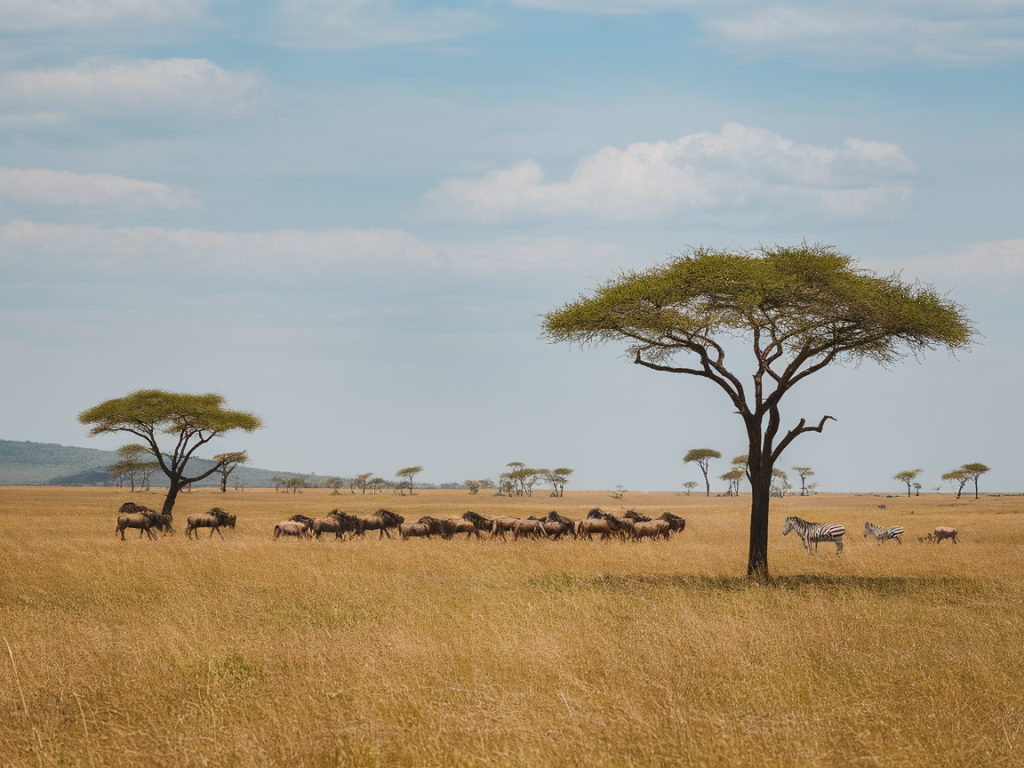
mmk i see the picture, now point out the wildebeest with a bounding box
[577,509,630,541]
[462,510,494,535]
[541,511,576,540]
[400,516,445,540]
[274,520,311,539]
[512,517,548,540]
[630,513,685,541]
[308,510,359,540]
[933,526,959,544]
[185,507,236,540]
[115,502,173,541]
[490,516,522,540]
[442,517,481,540]
[354,509,405,539]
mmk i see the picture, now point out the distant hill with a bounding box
[0,440,307,488]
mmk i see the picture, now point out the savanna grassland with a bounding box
[1,486,1022,768]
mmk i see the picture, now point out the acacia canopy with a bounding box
[542,243,974,576]
[79,389,262,517]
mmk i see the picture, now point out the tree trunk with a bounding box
[161,481,182,519]
[746,468,771,578]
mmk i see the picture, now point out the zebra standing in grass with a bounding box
[864,522,904,545]
[782,516,845,554]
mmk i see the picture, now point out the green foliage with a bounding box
[894,468,924,497]
[78,389,263,516]
[542,242,976,577]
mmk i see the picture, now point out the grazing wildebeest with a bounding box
[933,526,959,544]
[355,509,405,539]
[782,516,845,554]
[274,520,311,539]
[115,502,172,541]
[185,507,236,540]
[400,516,445,540]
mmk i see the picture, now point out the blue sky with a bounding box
[2,0,1022,493]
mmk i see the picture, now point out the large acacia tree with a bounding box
[79,390,263,518]
[541,243,974,577]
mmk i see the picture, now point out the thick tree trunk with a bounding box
[746,469,772,578]
[161,481,182,519]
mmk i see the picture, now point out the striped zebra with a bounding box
[782,516,845,554]
[863,522,904,545]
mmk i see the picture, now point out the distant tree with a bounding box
[942,468,971,499]
[466,480,481,495]
[213,451,248,493]
[683,448,721,497]
[893,468,923,497]
[543,468,573,497]
[283,477,307,493]
[806,482,820,495]
[720,468,744,496]
[791,466,815,496]
[321,476,345,490]
[396,466,423,495]
[477,479,497,490]
[107,461,127,488]
[770,468,791,498]
[912,482,922,496]
[541,243,975,577]
[683,480,698,496]
[79,389,262,519]
[271,476,284,492]
[353,472,375,494]
[961,463,991,499]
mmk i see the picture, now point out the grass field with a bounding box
[1,486,1022,767]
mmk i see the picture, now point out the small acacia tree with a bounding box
[684,448,721,497]
[791,466,815,496]
[79,390,262,519]
[542,243,974,577]
[396,466,423,495]
[894,468,923,497]
[942,468,971,499]
[214,451,248,493]
[683,480,698,495]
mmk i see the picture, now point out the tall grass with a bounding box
[2,487,1022,767]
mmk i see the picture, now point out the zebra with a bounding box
[864,522,904,545]
[782,516,845,554]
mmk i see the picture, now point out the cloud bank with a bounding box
[512,1,1024,66]
[0,168,197,209]
[274,0,491,49]
[422,123,917,222]
[0,220,631,278]
[0,59,265,119]
[0,0,208,30]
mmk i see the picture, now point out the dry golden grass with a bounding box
[2,486,1023,767]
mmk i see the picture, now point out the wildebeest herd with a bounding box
[273,508,687,542]
[115,503,958,552]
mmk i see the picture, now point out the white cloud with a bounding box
[0,0,208,30]
[0,59,265,118]
[0,168,197,209]
[511,1,1024,66]
[0,220,630,277]
[421,123,917,222]
[274,0,491,49]
[705,4,1024,66]
[909,239,1024,286]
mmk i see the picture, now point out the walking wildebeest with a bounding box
[115,502,172,540]
[354,509,405,539]
[274,520,311,539]
[185,507,236,540]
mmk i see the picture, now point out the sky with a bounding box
[2,0,1022,494]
